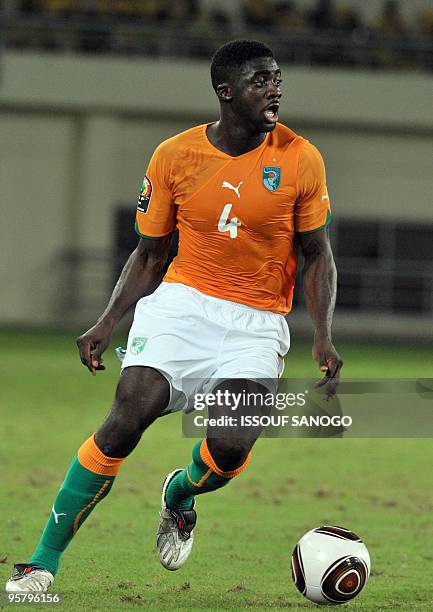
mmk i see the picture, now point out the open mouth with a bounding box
[263,103,279,123]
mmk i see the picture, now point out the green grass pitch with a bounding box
[1,329,432,611]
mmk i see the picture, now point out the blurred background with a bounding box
[0,0,432,343]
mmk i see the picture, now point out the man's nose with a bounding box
[267,82,282,98]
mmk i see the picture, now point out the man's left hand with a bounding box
[312,334,343,401]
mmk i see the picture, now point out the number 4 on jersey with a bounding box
[218,204,241,239]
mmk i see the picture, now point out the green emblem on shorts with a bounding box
[263,166,281,192]
[130,337,148,355]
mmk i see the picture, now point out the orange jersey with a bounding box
[135,123,331,315]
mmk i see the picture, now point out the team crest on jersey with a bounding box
[137,176,152,213]
[263,166,281,192]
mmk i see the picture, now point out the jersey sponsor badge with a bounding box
[137,176,152,213]
[263,166,281,192]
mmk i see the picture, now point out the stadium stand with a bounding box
[2,0,433,70]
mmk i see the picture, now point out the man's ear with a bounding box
[216,83,233,103]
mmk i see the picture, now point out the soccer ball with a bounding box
[291,525,371,605]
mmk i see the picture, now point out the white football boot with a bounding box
[5,564,54,592]
[156,469,197,571]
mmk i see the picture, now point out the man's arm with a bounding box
[298,228,342,400]
[77,235,172,375]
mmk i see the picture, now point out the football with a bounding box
[291,525,371,605]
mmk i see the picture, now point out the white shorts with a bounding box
[122,282,290,415]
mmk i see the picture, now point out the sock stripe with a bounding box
[186,466,213,488]
[200,438,251,478]
[77,434,124,476]
[72,479,111,536]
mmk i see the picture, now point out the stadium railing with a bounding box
[2,15,433,71]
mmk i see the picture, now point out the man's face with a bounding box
[229,57,282,133]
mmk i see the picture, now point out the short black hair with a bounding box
[210,40,274,90]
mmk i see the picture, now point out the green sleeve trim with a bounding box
[134,221,172,239]
[296,210,332,235]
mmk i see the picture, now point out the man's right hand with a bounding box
[76,321,114,375]
[75,236,173,376]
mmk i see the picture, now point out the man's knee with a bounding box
[95,366,170,457]
[206,438,251,472]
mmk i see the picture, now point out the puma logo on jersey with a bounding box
[222,180,243,199]
[52,505,67,524]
